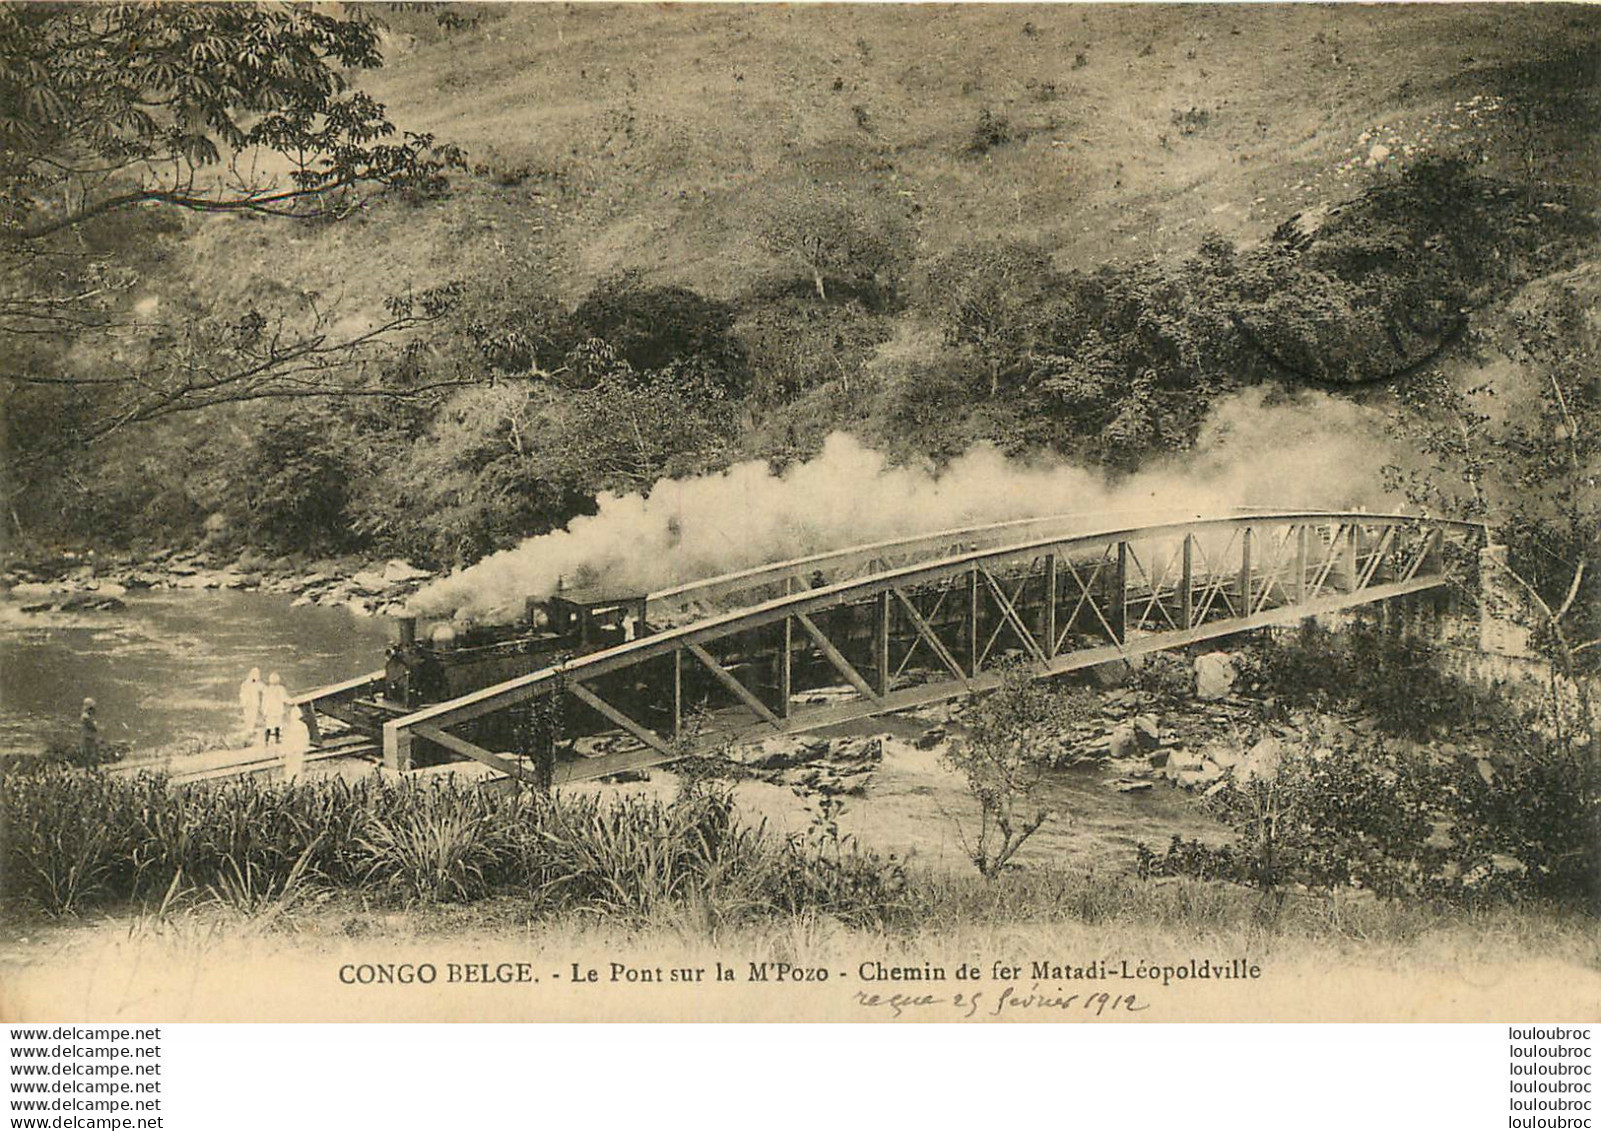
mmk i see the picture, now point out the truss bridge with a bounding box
[291,511,1485,787]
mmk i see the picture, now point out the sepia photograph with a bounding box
[0,1,1596,1028]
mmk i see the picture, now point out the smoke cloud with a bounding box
[409,388,1414,623]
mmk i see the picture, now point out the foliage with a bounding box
[1017,246,1247,467]
[925,242,1054,397]
[0,768,910,925]
[965,108,1013,156]
[1215,740,1447,900]
[733,292,892,405]
[1139,728,1599,909]
[0,4,468,527]
[1241,620,1518,740]
[769,795,911,927]
[757,186,912,303]
[547,355,741,493]
[235,408,362,552]
[1445,738,1601,905]
[574,272,749,391]
[942,664,1075,879]
[0,3,461,240]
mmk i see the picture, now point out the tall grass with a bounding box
[4,766,1586,950]
[0,767,907,926]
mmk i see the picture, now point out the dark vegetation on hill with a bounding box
[1,5,1596,661]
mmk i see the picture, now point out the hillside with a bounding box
[178,3,1600,309]
[3,3,1597,599]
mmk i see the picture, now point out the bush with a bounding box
[966,109,1013,155]
[1444,739,1600,906]
[1242,621,1518,739]
[942,664,1076,878]
[1137,730,1600,909]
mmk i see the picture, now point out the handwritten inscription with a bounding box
[854,985,1150,1019]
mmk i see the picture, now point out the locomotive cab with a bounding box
[546,588,649,651]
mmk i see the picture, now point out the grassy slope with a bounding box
[179,3,1600,320]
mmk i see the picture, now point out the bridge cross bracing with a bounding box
[307,512,1484,787]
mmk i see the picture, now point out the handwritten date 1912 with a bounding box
[854,985,1150,1019]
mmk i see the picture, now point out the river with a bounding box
[0,589,392,757]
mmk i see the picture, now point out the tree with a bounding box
[757,187,909,303]
[925,242,1053,398]
[0,3,460,241]
[0,3,467,482]
[573,272,748,391]
[942,663,1074,879]
[548,349,740,493]
[1386,275,1599,758]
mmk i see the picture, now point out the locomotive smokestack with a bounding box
[395,615,417,647]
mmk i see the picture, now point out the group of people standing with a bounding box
[239,669,304,780]
[238,668,291,744]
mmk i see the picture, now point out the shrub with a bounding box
[1242,620,1517,739]
[1138,730,1600,909]
[1442,739,1600,906]
[966,109,1013,155]
[942,664,1073,878]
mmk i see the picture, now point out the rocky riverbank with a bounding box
[1,548,436,619]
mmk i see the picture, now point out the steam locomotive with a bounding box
[382,589,650,709]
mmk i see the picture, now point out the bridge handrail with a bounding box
[645,508,1204,612]
[388,510,1484,736]
[291,668,385,708]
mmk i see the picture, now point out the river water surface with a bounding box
[0,590,392,756]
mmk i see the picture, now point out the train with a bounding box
[382,588,650,709]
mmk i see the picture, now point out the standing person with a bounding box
[78,698,99,765]
[239,668,263,743]
[260,672,289,746]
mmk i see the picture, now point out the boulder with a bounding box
[1166,749,1206,773]
[800,685,857,705]
[1177,764,1223,790]
[745,737,816,771]
[1090,658,1136,688]
[1132,714,1161,749]
[348,569,390,594]
[1237,736,1285,783]
[1105,778,1153,793]
[826,736,884,767]
[1194,651,1237,700]
[1108,723,1141,759]
[913,726,947,750]
[382,559,433,584]
[58,591,126,613]
[233,550,271,571]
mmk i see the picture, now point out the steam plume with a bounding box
[409,388,1412,623]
